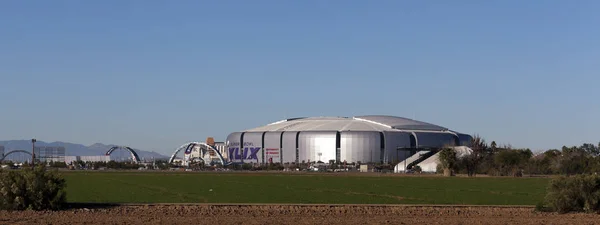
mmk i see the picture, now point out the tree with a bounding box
[527,155,552,175]
[463,135,488,177]
[494,149,532,176]
[438,147,457,176]
[580,143,599,157]
[560,151,590,175]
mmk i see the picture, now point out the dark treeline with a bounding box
[441,135,600,177]
[71,160,172,170]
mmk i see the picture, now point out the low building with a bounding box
[359,164,374,172]
[65,155,111,164]
[214,142,227,160]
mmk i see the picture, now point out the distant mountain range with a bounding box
[0,140,168,160]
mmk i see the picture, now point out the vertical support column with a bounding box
[279,132,284,164]
[379,132,385,164]
[335,132,341,163]
[295,132,300,164]
[261,132,266,165]
[240,132,245,165]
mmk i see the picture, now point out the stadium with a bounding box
[225,115,473,166]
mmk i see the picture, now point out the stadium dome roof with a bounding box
[243,115,449,132]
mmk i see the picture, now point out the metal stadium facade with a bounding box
[225,115,472,165]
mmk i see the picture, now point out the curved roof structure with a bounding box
[243,115,450,132]
[355,115,448,131]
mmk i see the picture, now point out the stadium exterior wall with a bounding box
[263,132,282,163]
[225,116,470,164]
[340,131,381,164]
[281,131,298,163]
[382,131,412,163]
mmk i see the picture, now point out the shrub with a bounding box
[413,165,422,173]
[241,163,253,170]
[267,163,284,171]
[542,174,600,213]
[0,165,67,211]
[438,147,457,176]
[48,161,67,168]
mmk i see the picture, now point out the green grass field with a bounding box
[62,172,550,205]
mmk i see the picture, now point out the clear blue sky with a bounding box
[1,0,598,155]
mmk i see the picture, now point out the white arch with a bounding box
[0,150,32,162]
[169,142,228,166]
[105,146,141,163]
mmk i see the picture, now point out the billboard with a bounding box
[265,148,280,164]
[35,146,66,162]
[241,132,263,164]
[226,132,263,164]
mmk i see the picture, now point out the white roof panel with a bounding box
[244,117,394,132]
[354,115,448,131]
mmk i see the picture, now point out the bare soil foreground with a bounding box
[2,204,600,225]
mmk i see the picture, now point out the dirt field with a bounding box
[1,204,599,225]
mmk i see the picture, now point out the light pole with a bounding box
[31,138,36,166]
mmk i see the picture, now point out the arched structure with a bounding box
[105,146,141,163]
[0,150,33,162]
[169,142,228,166]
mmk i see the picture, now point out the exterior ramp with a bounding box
[394,151,430,173]
[416,146,473,173]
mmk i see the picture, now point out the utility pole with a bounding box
[31,138,36,166]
